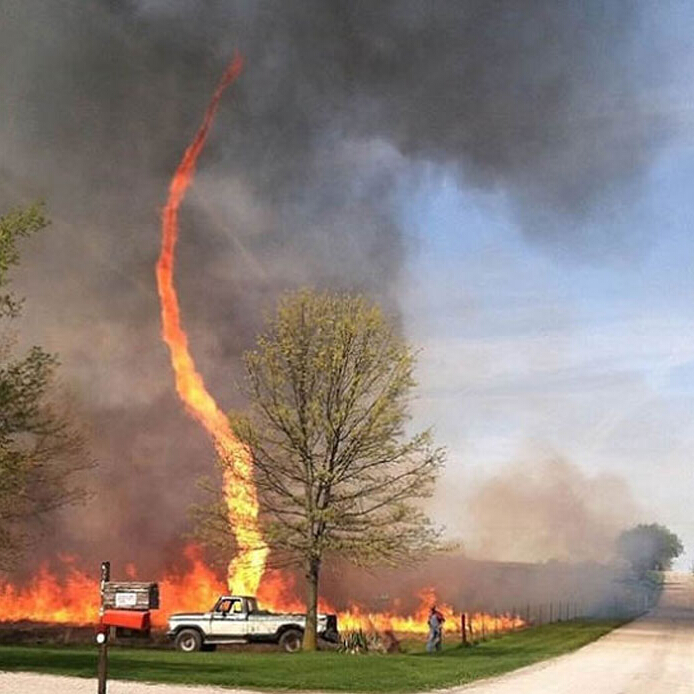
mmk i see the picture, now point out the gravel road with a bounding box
[461,571,694,694]
[0,675,246,694]
[2,573,693,693]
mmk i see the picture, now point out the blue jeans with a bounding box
[426,628,442,653]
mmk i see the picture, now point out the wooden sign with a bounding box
[102,582,159,611]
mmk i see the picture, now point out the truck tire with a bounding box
[175,628,203,652]
[279,628,303,653]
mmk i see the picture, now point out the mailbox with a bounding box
[102,609,151,631]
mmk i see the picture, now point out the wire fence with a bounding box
[454,587,659,645]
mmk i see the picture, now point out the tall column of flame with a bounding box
[155,55,268,595]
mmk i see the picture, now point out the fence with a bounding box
[455,588,657,645]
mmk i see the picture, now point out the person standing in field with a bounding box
[426,605,445,653]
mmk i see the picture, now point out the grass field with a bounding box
[0,620,623,692]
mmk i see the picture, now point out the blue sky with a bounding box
[397,131,694,567]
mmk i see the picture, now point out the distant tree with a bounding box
[0,204,90,570]
[194,289,445,650]
[616,523,683,575]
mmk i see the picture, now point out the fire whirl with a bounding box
[155,55,268,596]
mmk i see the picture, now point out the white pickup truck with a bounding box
[167,595,339,652]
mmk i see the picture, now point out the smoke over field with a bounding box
[0,1,680,580]
[463,457,642,564]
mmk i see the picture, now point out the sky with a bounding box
[399,138,694,568]
[2,1,694,574]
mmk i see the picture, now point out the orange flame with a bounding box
[154,54,268,596]
[0,550,525,635]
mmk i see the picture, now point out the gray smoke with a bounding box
[462,457,642,564]
[0,1,677,574]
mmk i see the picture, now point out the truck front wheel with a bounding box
[175,628,203,652]
[279,628,303,653]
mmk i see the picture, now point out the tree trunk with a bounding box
[302,556,321,651]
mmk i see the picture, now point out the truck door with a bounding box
[208,597,248,638]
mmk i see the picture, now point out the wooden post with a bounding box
[98,561,110,694]
[461,613,468,646]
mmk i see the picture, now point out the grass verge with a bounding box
[0,619,623,692]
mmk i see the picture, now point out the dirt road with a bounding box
[462,571,694,694]
[1,573,692,693]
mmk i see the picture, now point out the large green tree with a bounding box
[616,523,683,575]
[195,290,445,650]
[0,204,90,570]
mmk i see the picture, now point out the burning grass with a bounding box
[0,546,526,637]
[0,620,625,692]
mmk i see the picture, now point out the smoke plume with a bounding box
[0,2,676,573]
[463,456,642,563]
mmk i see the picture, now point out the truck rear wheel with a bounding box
[175,628,202,652]
[279,628,303,653]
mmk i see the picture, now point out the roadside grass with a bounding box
[0,619,624,692]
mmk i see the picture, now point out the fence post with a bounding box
[461,613,468,645]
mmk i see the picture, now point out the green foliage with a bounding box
[616,523,683,575]
[0,204,89,570]
[0,621,624,692]
[0,203,47,318]
[233,289,444,566]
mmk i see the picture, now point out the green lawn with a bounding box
[0,620,623,692]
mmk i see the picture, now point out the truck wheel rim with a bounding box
[180,635,197,651]
[285,635,301,652]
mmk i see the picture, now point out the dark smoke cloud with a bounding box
[0,1,675,573]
